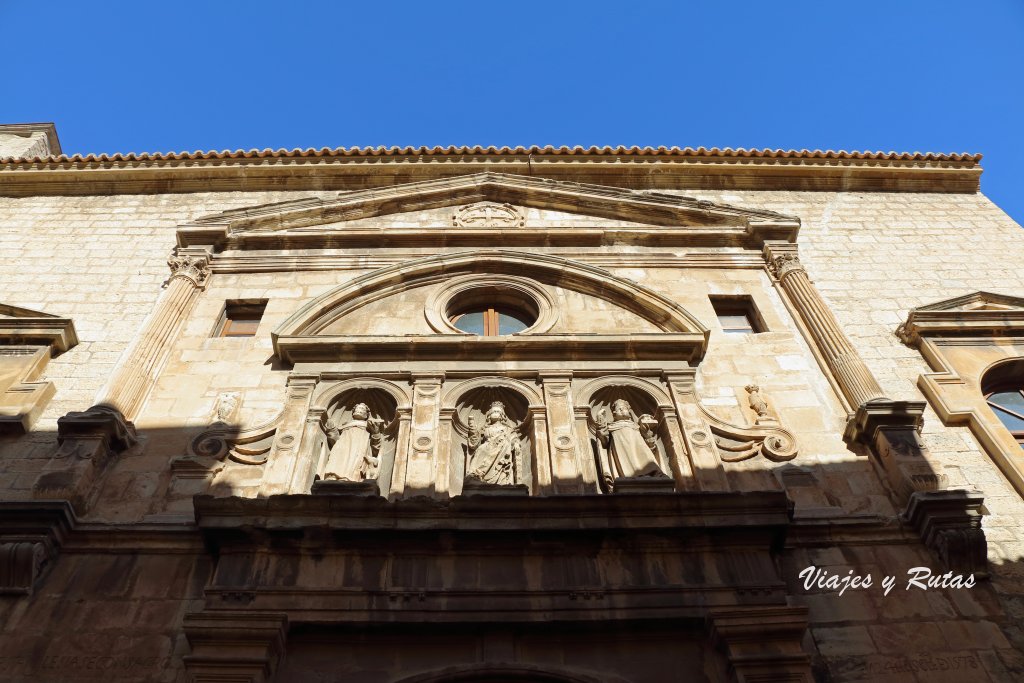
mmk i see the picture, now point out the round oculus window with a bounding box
[445,287,539,336]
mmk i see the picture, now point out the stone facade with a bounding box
[1,123,1024,681]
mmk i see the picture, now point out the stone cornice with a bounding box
[275,333,708,366]
[193,490,793,533]
[0,149,982,196]
[0,303,78,353]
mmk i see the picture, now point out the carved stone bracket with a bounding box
[0,501,75,596]
[34,407,137,512]
[182,611,288,683]
[707,606,814,683]
[904,490,988,578]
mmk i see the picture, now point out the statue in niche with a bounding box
[595,399,665,487]
[322,403,385,482]
[466,401,523,486]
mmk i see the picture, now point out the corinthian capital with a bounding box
[167,254,211,287]
[768,253,804,279]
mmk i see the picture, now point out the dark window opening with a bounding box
[710,296,765,334]
[214,300,267,338]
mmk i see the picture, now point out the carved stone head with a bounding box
[486,401,507,423]
[351,403,370,420]
[611,399,632,420]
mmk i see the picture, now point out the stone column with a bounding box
[94,250,211,420]
[402,373,444,497]
[538,372,586,495]
[763,242,987,576]
[664,371,728,492]
[261,375,317,496]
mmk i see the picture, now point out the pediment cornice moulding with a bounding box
[897,291,1024,345]
[0,303,78,353]
[176,172,800,251]
[0,148,982,196]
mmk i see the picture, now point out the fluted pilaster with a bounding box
[94,252,210,421]
[764,243,885,409]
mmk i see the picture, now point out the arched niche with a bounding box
[446,384,533,496]
[581,380,673,492]
[312,385,401,496]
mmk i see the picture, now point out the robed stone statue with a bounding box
[466,401,522,486]
[322,403,384,482]
[595,399,665,488]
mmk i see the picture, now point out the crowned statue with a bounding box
[595,399,666,488]
[466,401,522,486]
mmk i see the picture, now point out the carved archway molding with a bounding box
[272,250,710,364]
[441,375,544,407]
[313,376,413,411]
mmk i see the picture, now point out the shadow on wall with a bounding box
[0,416,1023,683]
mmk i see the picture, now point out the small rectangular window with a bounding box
[213,300,267,338]
[710,296,765,334]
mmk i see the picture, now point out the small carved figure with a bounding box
[322,403,384,482]
[595,399,664,487]
[745,384,770,419]
[214,392,240,423]
[466,401,522,486]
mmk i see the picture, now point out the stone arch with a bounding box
[313,377,412,412]
[574,375,672,408]
[441,375,543,407]
[272,250,710,345]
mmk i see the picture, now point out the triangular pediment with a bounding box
[177,172,800,249]
[898,291,1024,344]
[0,303,78,352]
[913,291,1024,313]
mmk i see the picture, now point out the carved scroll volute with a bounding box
[663,373,730,492]
[261,377,317,496]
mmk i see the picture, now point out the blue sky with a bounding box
[3,1,1023,223]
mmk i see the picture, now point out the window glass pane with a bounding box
[718,314,754,332]
[989,390,1024,416]
[497,312,529,334]
[453,311,486,335]
[990,404,1024,432]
